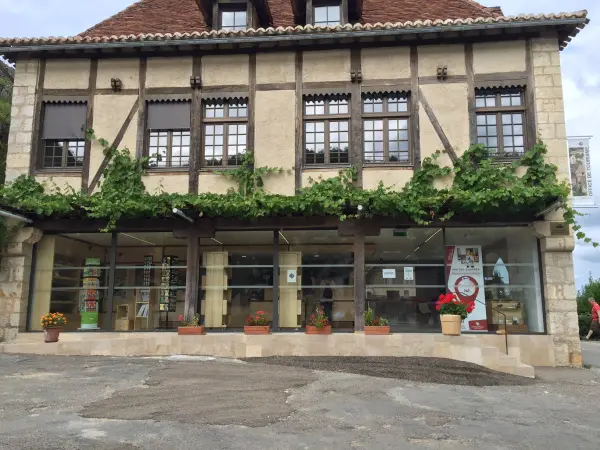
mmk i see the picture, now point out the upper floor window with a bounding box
[146,101,191,169]
[475,88,526,157]
[203,99,248,167]
[220,4,248,31]
[362,93,411,164]
[40,102,87,169]
[304,95,350,165]
[314,2,341,26]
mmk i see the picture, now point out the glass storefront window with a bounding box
[366,228,445,332]
[31,233,111,331]
[114,232,187,331]
[200,231,274,328]
[446,227,544,333]
[279,230,354,330]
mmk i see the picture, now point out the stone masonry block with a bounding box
[537,123,556,140]
[535,75,555,87]
[533,52,551,66]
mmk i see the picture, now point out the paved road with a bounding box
[581,340,600,367]
[0,355,599,450]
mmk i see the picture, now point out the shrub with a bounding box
[364,307,389,326]
[579,314,592,336]
[308,307,329,328]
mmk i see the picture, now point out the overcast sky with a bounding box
[0,0,598,289]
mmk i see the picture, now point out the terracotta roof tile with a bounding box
[82,0,209,38]
[360,0,497,24]
[80,0,500,38]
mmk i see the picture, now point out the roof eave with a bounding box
[0,16,588,58]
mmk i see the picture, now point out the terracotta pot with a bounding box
[364,326,391,335]
[441,315,462,336]
[43,327,62,343]
[306,325,332,335]
[244,326,271,335]
[177,326,206,336]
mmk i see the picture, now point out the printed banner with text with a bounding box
[445,246,487,332]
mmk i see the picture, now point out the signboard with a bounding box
[382,269,396,279]
[403,266,414,281]
[445,246,487,332]
[568,136,596,208]
[287,270,297,283]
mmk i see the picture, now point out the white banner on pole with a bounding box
[445,246,487,332]
[568,136,596,208]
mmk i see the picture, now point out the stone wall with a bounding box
[0,227,42,342]
[532,37,569,181]
[5,59,38,183]
[539,234,581,366]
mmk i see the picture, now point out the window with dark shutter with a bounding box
[146,101,191,169]
[41,102,87,169]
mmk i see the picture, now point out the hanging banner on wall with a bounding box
[445,246,487,332]
[568,136,596,208]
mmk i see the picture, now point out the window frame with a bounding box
[146,129,191,170]
[217,2,249,31]
[475,88,527,159]
[303,96,351,166]
[362,93,412,166]
[312,1,343,27]
[40,139,86,170]
[202,100,249,168]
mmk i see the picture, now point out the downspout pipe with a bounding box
[0,208,33,223]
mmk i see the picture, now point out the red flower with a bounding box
[436,304,441,311]
[178,315,183,321]
[466,302,475,314]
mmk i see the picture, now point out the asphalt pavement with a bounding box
[0,354,599,450]
[581,340,600,367]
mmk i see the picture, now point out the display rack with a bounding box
[116,304,132,331]
[159,256,178,327]
[135,255,154,330]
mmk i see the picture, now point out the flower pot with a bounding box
[244,326,271,335]
[43,327,63,343]
[441,315,462,336]
[177,326,206,336]
[364,326,391,335]
[306,325,332,335]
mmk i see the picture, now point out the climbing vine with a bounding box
[0,136,595,246]
[213,150,290,196]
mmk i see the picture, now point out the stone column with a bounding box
[0,227,43,342]
[539,232,581,367]
[5,59,39,182]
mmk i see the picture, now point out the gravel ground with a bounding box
[0,354,599,450]
[243,356,535,386]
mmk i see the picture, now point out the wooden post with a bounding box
[184,231,201,321]
[105,232,118,331]
[189,56,202,194]
[465,44,477,146]
[410,46,421,168]
[272,230,280,331]
[294,51,303,192]
[350,48,363,187]
[82,58,97,190]
[354,228,365,331]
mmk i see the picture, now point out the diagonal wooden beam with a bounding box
[418,87,458,163]
[87,97,139,194]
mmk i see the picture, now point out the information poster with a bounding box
[445,246,487,332]
[568,137,595,208]
[80,257,101,330]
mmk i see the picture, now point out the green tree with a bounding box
[577,273,600,315]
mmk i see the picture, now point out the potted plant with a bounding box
[244,311,271,335]
[177,313,205,335]
[306,307,331,335]
[436,292,475,336]
[364,308,391,335]
[41,313,67,343]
